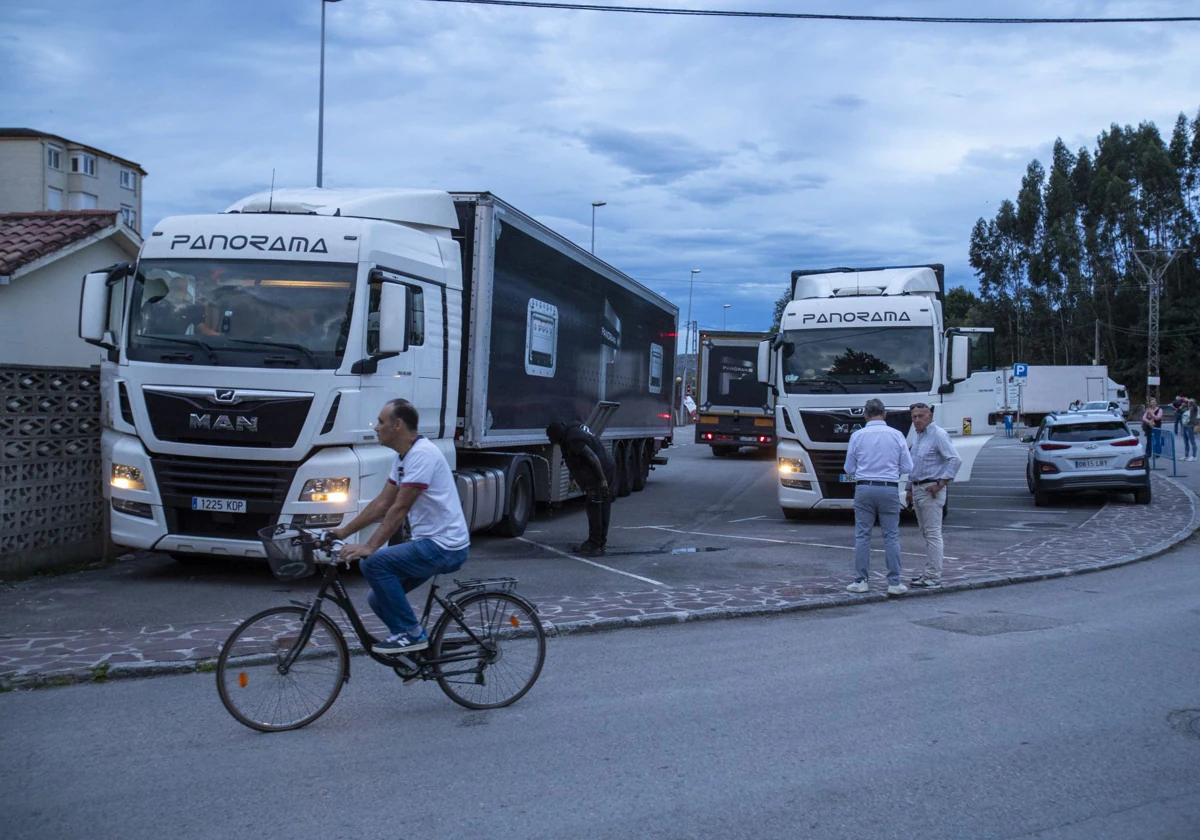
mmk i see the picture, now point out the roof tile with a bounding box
[0,211,119,276]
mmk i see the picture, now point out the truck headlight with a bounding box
[299,477,350,503]
[777,458,807,476]
[111,463,145,491]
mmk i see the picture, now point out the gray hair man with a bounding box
[905,402,962,588]
[843,398,912,595]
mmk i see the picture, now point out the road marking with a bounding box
[947,507,1070,514]
[614,524,681,530]
[643,526,956,560]
[945,524,1034,532]
[516,537,666,586]
[729,515,767,523]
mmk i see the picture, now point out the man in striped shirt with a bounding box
[905,402,962,588]
[844,399,912,596]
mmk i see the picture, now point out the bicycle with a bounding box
[215,524,546,732]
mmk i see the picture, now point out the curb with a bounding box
[5,477,1198,692]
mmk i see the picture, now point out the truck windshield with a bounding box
[780,326,933,394]
[126,259,355,368]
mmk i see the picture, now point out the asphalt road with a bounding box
[4,535,1199,840]
[0,432,1117,635]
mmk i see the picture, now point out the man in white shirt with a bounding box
[332,399,470,655]
[905,402,962,588]
[843,398,913,595]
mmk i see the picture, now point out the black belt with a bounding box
[912,478,942,486]
[858,480,898,487]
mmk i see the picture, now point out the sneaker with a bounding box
[910,577,942,589]
[887,583,909,596]
[373,631,428,656]
[573,540,606,557]
[846,580,869,593]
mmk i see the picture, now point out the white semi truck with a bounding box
[79,189,677,560]
[757,265,998,517]
[991,365,1129,424]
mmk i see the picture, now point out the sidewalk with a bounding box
[3,432,1198,690]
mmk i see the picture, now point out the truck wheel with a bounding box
[631,440,648,492]
[712,445,737,457]
[1133,486,1152,505]
[782,507,805,521]
[494,465,533,537]
[615,441,633,497]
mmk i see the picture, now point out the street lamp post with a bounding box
[317,0,343,188]
[590,201,606,254]
[723,303,731,330]
[684,269,701,420]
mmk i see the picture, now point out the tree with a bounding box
[770,286,791,332]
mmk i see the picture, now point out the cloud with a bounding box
[579,128,726,185]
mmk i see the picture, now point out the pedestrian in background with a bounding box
[1172,395,1186,435]
[1183,399,1198,462]
[546,421,615,556]
[906,403,962,589]
[1142,399,1163,452]
[844,399,912,596]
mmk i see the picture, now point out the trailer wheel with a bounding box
[615,441,634,497]
[494,465,533,537]
[631,440,648,492]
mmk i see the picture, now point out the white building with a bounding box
[0,210,141,368]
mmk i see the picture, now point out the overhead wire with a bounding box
[416,0,1200,25]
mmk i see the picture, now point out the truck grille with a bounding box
[800,409,912,443]
[807,450,855,500]
[151,455,299,539]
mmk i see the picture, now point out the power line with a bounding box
[417,0,1200,24]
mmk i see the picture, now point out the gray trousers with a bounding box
[853,484,903,585]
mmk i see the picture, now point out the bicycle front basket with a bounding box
[257,524,317,581]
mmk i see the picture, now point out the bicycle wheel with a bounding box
[430,592,546,710]
[216,606,348,732]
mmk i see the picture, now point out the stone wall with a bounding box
[0,365,105,578]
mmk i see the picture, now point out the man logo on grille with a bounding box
[214,389,236,403]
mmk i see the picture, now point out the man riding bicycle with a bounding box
[330,399,470,655]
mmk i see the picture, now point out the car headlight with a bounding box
[778,458,807,475]
[111,463,145,491]
[299,477,350,503]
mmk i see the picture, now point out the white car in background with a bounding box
[1024,412,1150,507]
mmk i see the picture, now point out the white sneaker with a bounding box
[846,580,869,593]
[887,583,909,596]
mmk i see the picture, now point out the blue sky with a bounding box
[3,0,1199,342]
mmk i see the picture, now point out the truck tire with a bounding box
[615,441,633,497]
[631,440,648,492]
[494,465,533,537]
[782,507,805,521]
[712,445,738,457]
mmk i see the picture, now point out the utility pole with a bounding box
[1132,247,1187,405]
[1094,318,1100,366]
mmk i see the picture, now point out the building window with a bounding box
[46,186,63,211]
[121,205,137,229]
[71,153,97,177]
[46,145,63,170]
[120,168,137,191]
[69,192,99,210]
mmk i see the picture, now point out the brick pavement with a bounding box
[2,472,1196,690]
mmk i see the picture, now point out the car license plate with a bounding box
[838,474,854,483]
[1073,459,1109,469]
[191,497,247,513]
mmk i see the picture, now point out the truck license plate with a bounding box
[191,497,247,513]
[739,436,758,442]
[838,474,854,483]
[1073,459,1108,470]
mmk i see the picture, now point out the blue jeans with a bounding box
[360,539,468,638]
[853,484,903,586]
[1183,425,1197,458]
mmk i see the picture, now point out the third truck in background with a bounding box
[694,330,776,456]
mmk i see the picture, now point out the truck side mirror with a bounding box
[377,282,410,354]
[79,266,125,348]
[949,334,970,382]
[756,339,774,387]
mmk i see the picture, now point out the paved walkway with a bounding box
[3,462,1197,689]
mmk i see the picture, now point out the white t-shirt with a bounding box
[387,437,470,551]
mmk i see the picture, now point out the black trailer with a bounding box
[449,193,677,505]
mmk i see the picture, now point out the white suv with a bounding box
[1024,413,1150,507]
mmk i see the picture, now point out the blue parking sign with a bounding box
[1014,363,1028,378]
